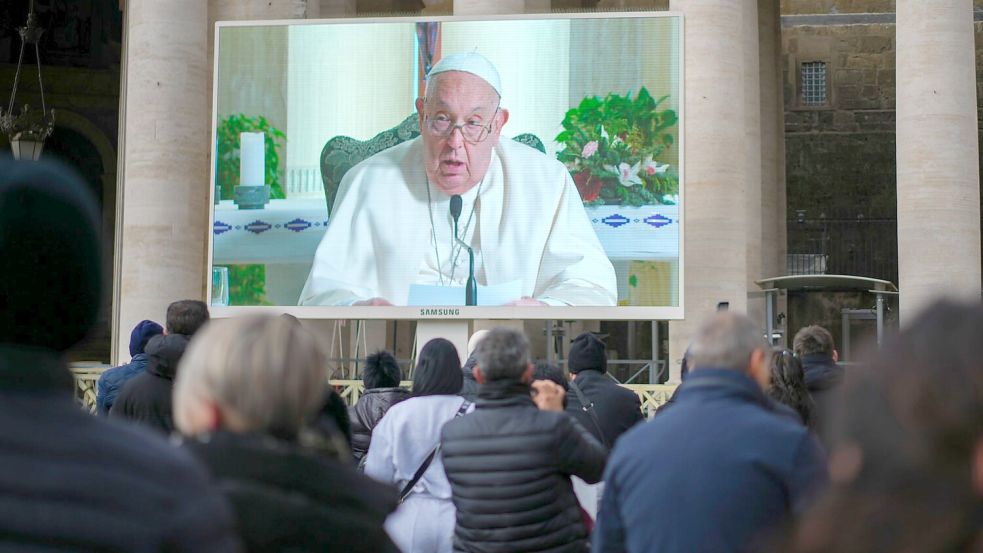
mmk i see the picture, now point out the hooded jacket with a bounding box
[96,352,149,415]
[111,333,190,434]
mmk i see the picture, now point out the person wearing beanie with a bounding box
[95,320,163,415]
[565,332,644,447]
[0,159,239,551]
[563,332,643,521]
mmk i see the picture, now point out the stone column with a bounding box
[758,0,787,343]
[114,0,209,363]
[743,0,764,333]
[667,0,751,380]
[453,0,549,14]
[896,0,981,321]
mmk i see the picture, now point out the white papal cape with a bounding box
[299,137,617,306]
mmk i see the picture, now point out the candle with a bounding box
[239,132,265,187]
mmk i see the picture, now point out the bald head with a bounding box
[688,312,768,374]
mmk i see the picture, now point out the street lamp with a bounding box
[0,0,55,161]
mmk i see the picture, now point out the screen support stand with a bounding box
[415,320,470,368]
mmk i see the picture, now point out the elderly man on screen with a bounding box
[299,52,617,307]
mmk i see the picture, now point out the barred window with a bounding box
[801,61,827,106]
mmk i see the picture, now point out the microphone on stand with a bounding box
[449,195,477,306]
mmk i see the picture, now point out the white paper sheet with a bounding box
[408,280,524,306]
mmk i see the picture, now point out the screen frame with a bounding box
[208,10,685,320]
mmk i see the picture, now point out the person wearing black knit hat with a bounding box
[0,159,240,551]
[565,332,644,447]
[564,332,644,520]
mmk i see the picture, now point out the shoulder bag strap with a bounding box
[569,380,609,449]
[398,399,471,503]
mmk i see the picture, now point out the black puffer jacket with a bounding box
[184,430,400,552]
[441,381,607,553]
[348,387,411,462]
[111,333,189,434]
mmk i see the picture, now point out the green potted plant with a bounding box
[554,88,681,262]
[555,87,678,206]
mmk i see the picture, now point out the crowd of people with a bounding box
[3,159,983,552]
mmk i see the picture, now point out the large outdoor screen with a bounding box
[209,12,684,320]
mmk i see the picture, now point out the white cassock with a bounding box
[299,136,617,306]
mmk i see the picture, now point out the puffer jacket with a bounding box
[348,387,411,462]
[441,380,607,553]
[96,352,150,415]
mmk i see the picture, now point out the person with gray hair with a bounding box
[174,315,399,552]
[441,327,606,552]
[594,312,828,553]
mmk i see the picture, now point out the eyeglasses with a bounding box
[424,108,499,144]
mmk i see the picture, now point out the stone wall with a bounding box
[783,22,897,222]
[781,0,894,13]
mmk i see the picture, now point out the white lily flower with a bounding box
[606,162,642,187]
[642,156,671,176]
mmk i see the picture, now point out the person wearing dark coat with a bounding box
[175,315,399,552]
[564,332,644,447]
[0,159,240,551]
[442,328,607,553]
[793,325,844,448]
[594,313,828,553]
[111,332,189,433]
[185,430,398,552]
[111,299,210,433]
[349,350,411,463]
[96,319,163,415]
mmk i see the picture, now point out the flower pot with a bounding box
[585,204,680,261]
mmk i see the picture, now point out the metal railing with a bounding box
[70,367,677,419]
[787,211,898,283]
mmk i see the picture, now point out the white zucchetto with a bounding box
[427,51,502,97]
